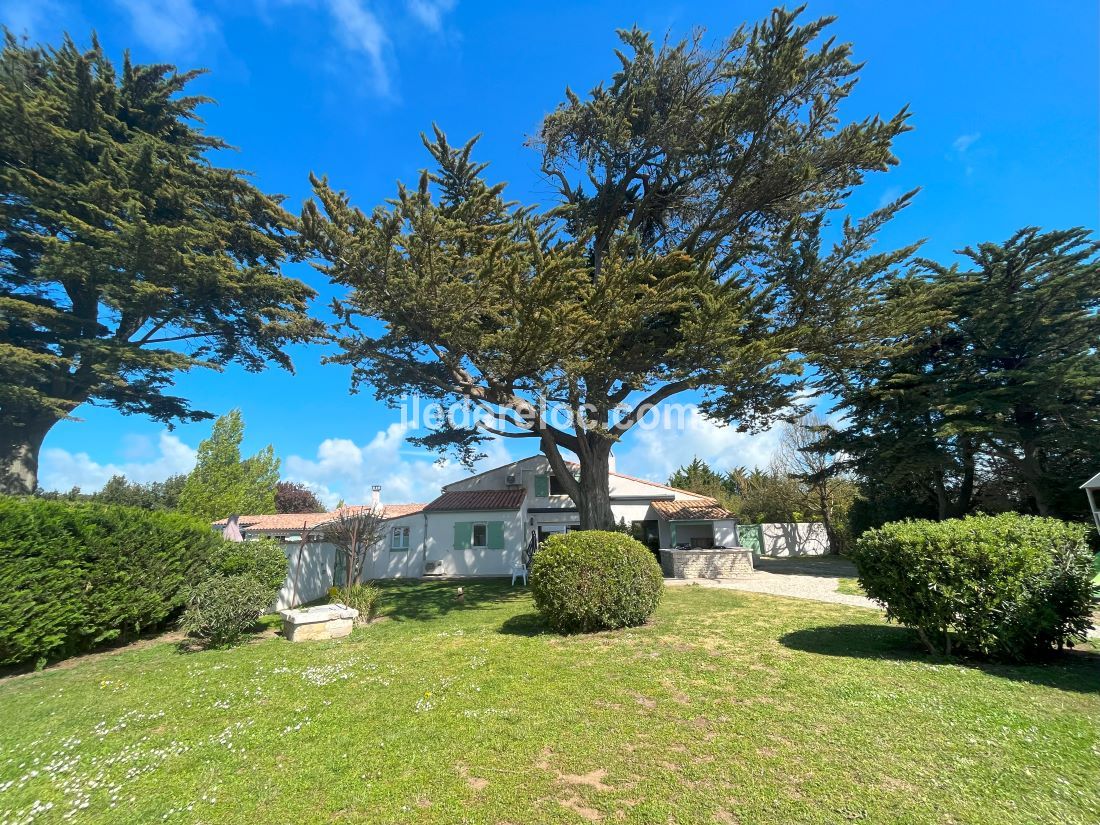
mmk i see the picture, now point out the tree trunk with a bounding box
[576,448,616,530]
[0,418,55,495]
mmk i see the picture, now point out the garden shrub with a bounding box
[530,531,664,633]
[180,574,273,647]
[331,582,381,625]
[208,536,287,603]
[0,496,224,667]
[851,514,1098,660]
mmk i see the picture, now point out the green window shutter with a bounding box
[534,474,550,497]
[486,521,505,550]
[453,522,472,550]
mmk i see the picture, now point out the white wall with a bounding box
[363,514,426,580]
[275,540,336,611]
[759,522,829,556]
[422,509,526,576]
[713,519,738,547]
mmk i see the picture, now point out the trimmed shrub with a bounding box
[180,575,273,647]
[331,582,381,625]
[208,537,287,603]
[530,531,664,633]
[0,496,224,667]
[851,514,1098,660]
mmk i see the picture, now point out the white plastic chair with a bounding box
[511,562,528,586]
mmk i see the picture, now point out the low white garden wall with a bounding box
[759,522,829,556]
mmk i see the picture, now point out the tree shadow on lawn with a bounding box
[753,555,857,578]
[497,611,551,637]
[780,624,1100,694]
[374,578,530,623]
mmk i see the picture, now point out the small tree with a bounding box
[321,506,385,588]
[177,410,280,522]
[776,415,857,552]
[275,481,325,514]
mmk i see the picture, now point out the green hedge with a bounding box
[0,496,226,667]
[530,531,664,633]
[851,514,1098,660]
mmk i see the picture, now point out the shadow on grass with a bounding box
[753,556,858,578]
[497,612,551,637]
[780,624,1100,694]
[373,578,530,623]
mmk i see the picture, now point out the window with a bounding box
[390,526,410,551]
[471,523,488,548]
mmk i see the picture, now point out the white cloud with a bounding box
[615,407,784,484]
[325,0,391,95]
[0,0,65,39]
[952,132,981,153]
[113,0,219,54]
[406,0,454,32]
[284,421,515,507]
[39,431,197,493]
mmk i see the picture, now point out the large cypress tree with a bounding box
[303,10,918,528]
[0,33,322,494]
[831,227,1100,520]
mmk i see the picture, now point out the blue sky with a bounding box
[3,0,1098,505]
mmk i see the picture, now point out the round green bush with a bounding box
[530,530,664,633]
[851,514,1098,660]
[0,496,225,667]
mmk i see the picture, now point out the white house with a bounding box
[216,454,827,608]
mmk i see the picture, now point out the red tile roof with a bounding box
[651,498,733,521]
[212,512,333,532]
[424,489,527,512]
[212,503,426,533]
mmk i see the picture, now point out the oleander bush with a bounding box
[180,574,274,647]
[851,513,1098,660]
[0,496,224,668]
[331,582,382,625]
[209,536,287,600]
[530,530,664,633]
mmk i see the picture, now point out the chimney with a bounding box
[370,484,382,512]
[608,451,616,473]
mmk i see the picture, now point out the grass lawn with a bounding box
[1,582,1098,824]
[836,577,866,597]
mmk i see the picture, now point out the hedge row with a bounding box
[0,496,227,667]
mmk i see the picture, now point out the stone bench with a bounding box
[279,604,359,642]
[659,548,754,579]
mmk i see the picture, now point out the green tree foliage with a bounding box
[177,410,279,522]
[668,458,733,504]
[0,495,223,667]
[667,452,857,534]
[274,481,325,514]
[302,9,917,528]
[37,473,186,510]
[830,227,1099,522]
[0,33,322,495]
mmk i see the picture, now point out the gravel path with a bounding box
[665,556,879,609]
